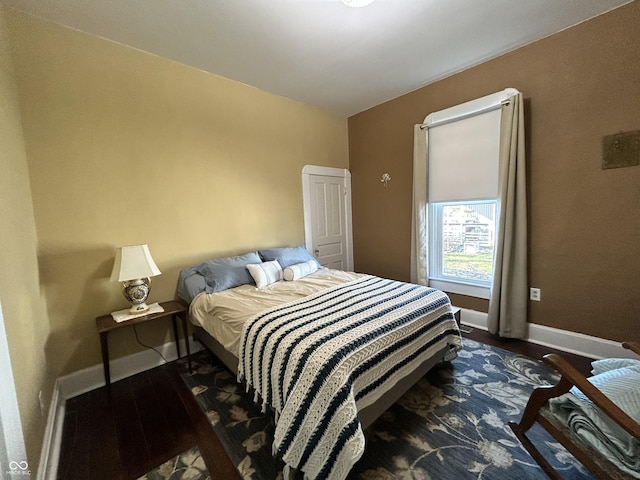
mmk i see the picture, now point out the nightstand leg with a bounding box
[179,314,192,373]
[172,316,181,359]
[99,331,111,393]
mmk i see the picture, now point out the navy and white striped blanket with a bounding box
[238,275,461,480]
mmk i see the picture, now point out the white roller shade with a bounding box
[428,106,501,203]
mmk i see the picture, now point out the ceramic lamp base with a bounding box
[122,278,152,314]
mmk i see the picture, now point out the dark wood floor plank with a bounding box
[150,367,197,451]
[80,388,122,480]
[130,370,185,478]
[111,377,151,479]
[58,388,121,480]
[56,409,77,480]
[168,367,242,480]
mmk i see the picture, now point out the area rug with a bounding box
[138,446,211,480]
[176,339,594,479]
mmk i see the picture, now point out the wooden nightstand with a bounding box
[96,300,192,391]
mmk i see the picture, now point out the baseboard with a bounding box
[57,336,201,400]
[458,308,489,331]
[40,336,202,480]
[525,323,636,360]
[458,308,635,360]
[37,381,64,480]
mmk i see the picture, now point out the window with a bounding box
[424,91,508,299]
[430,201,496,287]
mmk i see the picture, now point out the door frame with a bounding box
[0,301,28,476]
[301,165,354,271]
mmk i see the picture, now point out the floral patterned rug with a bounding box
[138,446,211,480]
[168,338,594,479]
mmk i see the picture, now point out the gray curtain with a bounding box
[410,124,429,286]
[487,93,528,338]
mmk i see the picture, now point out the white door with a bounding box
[302,166,353,271]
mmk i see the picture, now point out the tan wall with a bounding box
[5,9,349,379]
[348,2,640,343]
[0,4,55,474]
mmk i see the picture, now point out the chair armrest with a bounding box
[622,341,640,356]
[543,353,640,440]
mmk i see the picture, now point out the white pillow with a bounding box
[283,260,318,281]
[246,260,283,288]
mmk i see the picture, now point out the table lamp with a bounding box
[110,244,161,314]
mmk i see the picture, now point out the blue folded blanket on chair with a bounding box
[549,358,640,478]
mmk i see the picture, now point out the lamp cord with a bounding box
[133,324,169,364]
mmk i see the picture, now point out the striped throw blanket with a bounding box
[238,275,462,479]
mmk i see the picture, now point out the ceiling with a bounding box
[4,0,632,116]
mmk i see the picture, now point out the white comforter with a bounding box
[189,269,364,356]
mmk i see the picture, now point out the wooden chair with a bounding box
[509,342,640,480]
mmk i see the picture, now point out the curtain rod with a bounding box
[419,99,510,130]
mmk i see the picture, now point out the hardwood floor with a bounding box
[56,331,593,479]
[56,360,240,480]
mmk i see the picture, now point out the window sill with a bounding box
[429,279,491,300]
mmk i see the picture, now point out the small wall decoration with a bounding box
[381,173,392,187]
[602,130,640,169]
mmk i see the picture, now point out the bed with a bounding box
[177,246,462,480]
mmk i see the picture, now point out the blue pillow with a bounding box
[196,252,262,293]
[176,265,206,304]
[258,245,320,269]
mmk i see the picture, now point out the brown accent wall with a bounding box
[348,2,640,342]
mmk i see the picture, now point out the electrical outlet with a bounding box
[529,287,541,301]
[38,391,45,416]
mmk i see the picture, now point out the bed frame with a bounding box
[192,325,452,430]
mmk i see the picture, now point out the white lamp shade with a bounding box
[110,245,161,282]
